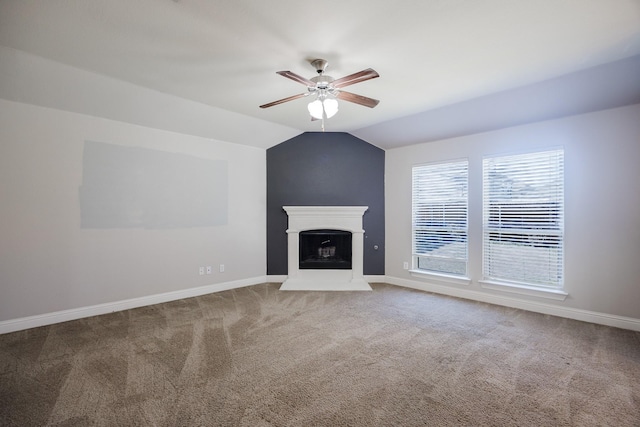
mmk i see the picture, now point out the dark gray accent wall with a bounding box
[267,132,385,275]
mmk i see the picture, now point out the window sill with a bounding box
[409,270,471,286]
[479,280,568,301]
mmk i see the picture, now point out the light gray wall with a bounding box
[79,140,228,229]
[0,99,266,322]
[385,104,640,320]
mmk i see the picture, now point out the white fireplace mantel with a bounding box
[280,206,372,291]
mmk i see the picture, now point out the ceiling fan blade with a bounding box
[336,91,380,108]
[331,68,379,89]
[259,93,308,109]
[276,70,315,86]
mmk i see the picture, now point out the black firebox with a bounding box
[299,229,352,270]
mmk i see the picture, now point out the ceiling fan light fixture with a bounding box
[307,99,324,119]
[323,98,339,118]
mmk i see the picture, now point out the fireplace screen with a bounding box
[299,229,352,270]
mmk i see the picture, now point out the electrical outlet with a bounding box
[199,267,205,275]
[206,266,212,275]
[403,262,409,270]
[219,264,225,273]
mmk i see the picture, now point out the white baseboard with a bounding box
[266,275,287,283]
[386,275,640,332]
[0,276,267,335]
[5,275,638,334]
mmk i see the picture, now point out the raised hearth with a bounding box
[280,206,372,291]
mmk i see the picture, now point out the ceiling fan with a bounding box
[259,59,380,121]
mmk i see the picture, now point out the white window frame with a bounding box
[481,149,565,293]
[412,159,469,279]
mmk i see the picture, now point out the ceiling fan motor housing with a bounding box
[311,75,334,90]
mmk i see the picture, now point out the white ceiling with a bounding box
[1,0,639,149]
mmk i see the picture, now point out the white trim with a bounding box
[280,270,372,291]
[6,275,637,334]
[268,274,385,285]
[386,275,640,332]
[0,276,266,335]
[364,275,387,283]
[479,280,568,301]
[410,269,471,286]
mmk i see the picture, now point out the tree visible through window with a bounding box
[412,160,468,276]
[483,149,564,288]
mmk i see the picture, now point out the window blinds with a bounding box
[483,149,564,288]
[412,160,468,276]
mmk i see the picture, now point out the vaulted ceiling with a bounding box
[1,0,639,149]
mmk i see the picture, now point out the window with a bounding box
[483,149,564,288]
[412,160,468,276]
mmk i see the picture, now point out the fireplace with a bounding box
[299,229,352,270]
[280,206,371,291]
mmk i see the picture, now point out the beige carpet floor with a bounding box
[1,283,639,426]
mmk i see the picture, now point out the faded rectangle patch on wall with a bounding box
[80,141,227,229]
